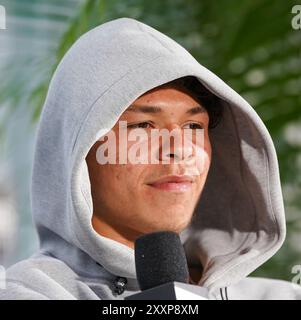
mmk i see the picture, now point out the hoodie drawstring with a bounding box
[114,276,128,295]
[96,262,128,295]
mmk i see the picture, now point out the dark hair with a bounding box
[164,76,223,129]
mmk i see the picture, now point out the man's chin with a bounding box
[140,218,192,235]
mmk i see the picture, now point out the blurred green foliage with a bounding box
[0,0,300,281]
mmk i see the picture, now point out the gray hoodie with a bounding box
[1,17,301,300]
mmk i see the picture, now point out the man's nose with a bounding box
[158,128,194,163]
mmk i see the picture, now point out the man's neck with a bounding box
[92,215,141,249]
[92,215,203,284]
[188,266,203,284]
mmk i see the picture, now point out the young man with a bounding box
[0,17,300,300]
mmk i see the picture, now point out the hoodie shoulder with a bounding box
[0,283,49,300]
[227,276,301,300]
[0,255,79,300]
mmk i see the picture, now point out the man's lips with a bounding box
[146,175,194,192]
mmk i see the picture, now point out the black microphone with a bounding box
[125,231,208,300]
[135,231,189,290]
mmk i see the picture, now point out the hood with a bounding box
[31,17,286,292]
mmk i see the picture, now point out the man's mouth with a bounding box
[146,175,194,192]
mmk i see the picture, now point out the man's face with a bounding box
[86,85,212,246]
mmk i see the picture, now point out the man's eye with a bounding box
[183,123,204,129]
[127,122,153,129]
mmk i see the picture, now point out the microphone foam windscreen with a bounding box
[134,231,189,291]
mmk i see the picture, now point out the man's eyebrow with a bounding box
[125,104,207,114]
[126,105,162,113]
[186,105,207,115]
